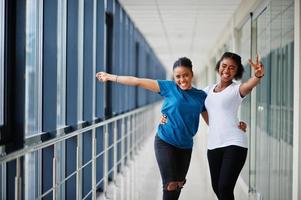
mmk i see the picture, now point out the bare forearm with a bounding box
[96,72,160,92]
[114,75,140,86]
[240,55,265,96]
[240,76,262,96]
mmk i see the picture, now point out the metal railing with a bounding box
[0,103,160,200]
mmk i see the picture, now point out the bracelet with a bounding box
[255,74,264,79]
[115,75,118,82]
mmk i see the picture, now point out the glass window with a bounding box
[56,2,67,199]
[24,1,43,200]
[238,18,251,187]
[57,0,67,128]
[0,0,4,125]
[25,0,43,136]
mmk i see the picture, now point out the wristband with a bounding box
[255,74,264,79]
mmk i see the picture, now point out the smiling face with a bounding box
[173,66,193,90]
[218,58,238,83]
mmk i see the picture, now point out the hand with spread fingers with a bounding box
[248,54,265,79]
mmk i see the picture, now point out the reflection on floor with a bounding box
[97,129,217,200]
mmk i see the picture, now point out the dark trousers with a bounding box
[207,145,247,200]
[154,135,192,200]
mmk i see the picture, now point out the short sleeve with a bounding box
[157,80,174,97]
[203,84,215,94]
[200,91,207,112]
[234,83,245,101]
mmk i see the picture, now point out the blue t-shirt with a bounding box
[157,80,207,149]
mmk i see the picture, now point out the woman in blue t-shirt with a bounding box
[161,52,264,200]
[96,57,208,200]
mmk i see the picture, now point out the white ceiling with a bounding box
[119,0,242,76]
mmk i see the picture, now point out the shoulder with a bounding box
[192,88,207,98]
[230,82,241,90]
[157,80,175,87]
[157,80,176,96]
[202,84,216,94]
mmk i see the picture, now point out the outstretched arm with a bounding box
[239,54,265,97]
[96,72,160,93]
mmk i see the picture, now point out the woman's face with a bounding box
[173,66,193,90]
[218,58,238,82]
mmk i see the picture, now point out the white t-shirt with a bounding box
[204,83,248,150]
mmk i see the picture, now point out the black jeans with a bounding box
[154,135,192,200]
[207,145,247,200]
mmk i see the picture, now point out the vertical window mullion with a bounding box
[0,0,5,189]
[25,0,43,136]
[92,0,97,120]
[56,0,67,199]
[0,0,4,126]
[24,0,43,200]
[57,0,67,128]
[76,0,84,199]
[77,0,84,122]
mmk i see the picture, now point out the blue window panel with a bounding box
[112,1,120,116]
[104,11,115,183]
[66,176,76,200]
[65,137,77,200]
[107,0,114,12]
[118,7,125,114]
[82,0,95,197]
[123,15,130,112]
[66,0,79,198]
[104,11,113,118]
[105,0,114,119]
[137,37,147,107]
[5,0,26,151]
[107,123,114,180]
[128,22,135,110]
[66,0,79,126]
[83,0,94,122]
[43,0,57,134]
[95,0,105,119]
[134,40,140,108]
[96,127,104,191]
[0,0,4,128]
[82,131,92,199]
[82,133,92,164]
[145,53,151,104]
[42,146,54,200]
[6,160,16,200]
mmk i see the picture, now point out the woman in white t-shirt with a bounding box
[203,52,264,200]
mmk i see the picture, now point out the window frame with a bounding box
[0,0,4,126]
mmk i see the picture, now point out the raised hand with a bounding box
[96,72,115,82]
[248,54,265,78]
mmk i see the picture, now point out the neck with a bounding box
[218,80,232,89]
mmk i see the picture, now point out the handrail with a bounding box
[0,103,157,163]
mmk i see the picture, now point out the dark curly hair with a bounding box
[173,57,193,70]
[215,52,244,80]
